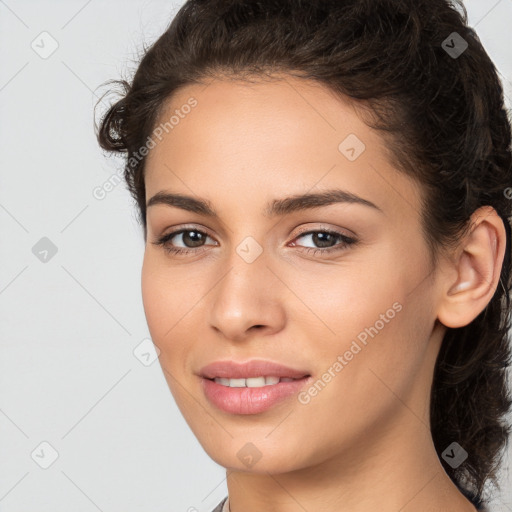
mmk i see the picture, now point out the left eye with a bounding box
[152,228,357,256]
[292,230,356,251]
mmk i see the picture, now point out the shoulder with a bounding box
[211,496,228,512]
[210,495,491,511]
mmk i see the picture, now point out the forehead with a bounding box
[144,75,423,221]
[151,74,371,150]
[148,74,376,161]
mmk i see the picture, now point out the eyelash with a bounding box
[152,226,357,257]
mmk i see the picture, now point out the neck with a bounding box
[225,403,477,512]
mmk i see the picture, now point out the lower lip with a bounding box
[201,376,312,415]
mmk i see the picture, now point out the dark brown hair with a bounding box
[95,0,512,506]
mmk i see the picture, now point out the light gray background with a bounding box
[0,1,511,511]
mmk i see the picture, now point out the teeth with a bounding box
[228,378,246,388]
[246,377,266,387]
[213,376,294,388]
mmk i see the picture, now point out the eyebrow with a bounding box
[146,189,383,217]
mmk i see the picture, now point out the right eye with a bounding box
[152,227,217,255]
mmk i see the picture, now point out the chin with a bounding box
[195,434,311,475]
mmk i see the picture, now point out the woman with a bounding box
[96,0,512,510]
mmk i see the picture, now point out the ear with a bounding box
[437,206,507,329]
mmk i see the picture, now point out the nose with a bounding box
[208,254,286,343]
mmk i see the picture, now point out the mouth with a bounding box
[204,375,310,388]
[198,359,312,414]
[201,373,313,415]
[199,359,311,380]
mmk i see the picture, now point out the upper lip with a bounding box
[199,359,311,379]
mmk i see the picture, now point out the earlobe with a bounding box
[437,206,506,329]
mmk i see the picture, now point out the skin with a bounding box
[141,74,506,512]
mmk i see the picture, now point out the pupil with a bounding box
[313,232,334,248]
[184,231,204,247]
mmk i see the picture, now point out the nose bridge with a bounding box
[215,236,270,309]
[208,236,285,339]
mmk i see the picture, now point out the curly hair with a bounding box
[95,0,512,506]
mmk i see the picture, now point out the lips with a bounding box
[199,359,310,380]
[202,376,312,414]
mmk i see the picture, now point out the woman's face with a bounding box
[142,75,445,473]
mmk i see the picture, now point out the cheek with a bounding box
[306,276,433,432]
[141,257,186,393]
[141,252,197,340]
[285,255,404,346]
[292,306,426,458]
[141,260,170,340]
[140,251,213,385]
[295,251,429,393]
